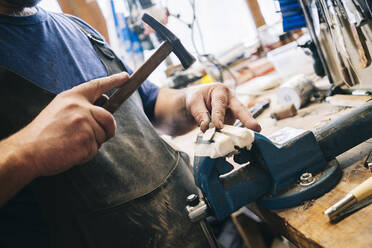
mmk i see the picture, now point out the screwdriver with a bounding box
[324,177,372,220]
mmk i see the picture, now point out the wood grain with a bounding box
[251,101,372,248]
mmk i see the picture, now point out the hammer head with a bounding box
[142,13,196,69]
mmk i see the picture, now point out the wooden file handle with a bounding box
[351,177,372,201]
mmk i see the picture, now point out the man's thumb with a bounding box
[73,72,129,103]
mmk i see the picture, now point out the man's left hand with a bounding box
[185,83,261,132]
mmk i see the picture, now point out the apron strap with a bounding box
[62,14,128,77]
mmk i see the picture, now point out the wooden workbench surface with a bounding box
[252,100,372,248]
[172,94,372,248]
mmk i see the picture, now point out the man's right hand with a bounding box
[8,72,129,177]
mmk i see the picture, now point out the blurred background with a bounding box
[38,0,284,87]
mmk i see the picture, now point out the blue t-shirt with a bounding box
[0,7,159,118]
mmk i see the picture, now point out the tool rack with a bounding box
[301,0,372,88]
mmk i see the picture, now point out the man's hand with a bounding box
[4,72,129,177]
[0,72,128,206]
[152,83,261,136]
[185,83,261,132]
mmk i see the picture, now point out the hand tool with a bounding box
[298,0,334,84]
[192,101,372,220]
[249,100,271,118]
[320,0,357,86]
[103,14,195,113]
[327,195,372,223]
[298,40,326,77]
[340,0,370,68]
[333,0,361,85]
[234,100,270,128]
[324,177,372,220]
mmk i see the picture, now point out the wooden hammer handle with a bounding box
[103,41,173,113]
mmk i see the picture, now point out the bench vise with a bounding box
[191,102,372,221]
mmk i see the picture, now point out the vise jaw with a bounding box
[251,127,327,194]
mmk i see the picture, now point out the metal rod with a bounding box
[298,0,334,84]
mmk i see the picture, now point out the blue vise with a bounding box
[193,101,372,221]
[193,128,329,221]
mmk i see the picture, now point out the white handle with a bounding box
[351,177,372,201]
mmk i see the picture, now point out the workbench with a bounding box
[172,84,372,248]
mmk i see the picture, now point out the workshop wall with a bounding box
[257,0,281,26]
[164,0,257,55]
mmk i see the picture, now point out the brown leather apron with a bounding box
[0,18,208,248]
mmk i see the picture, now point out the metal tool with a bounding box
[321,0,357,86]
[328,195,372,223]
[299,0,333,84]
[249,100,270,118]
[324,177,372,220]
[298,40,326,77]
[202,123,216,142]
[234,100,270,128]
[103,14,195,113]
[340,0,370,68]
[341,0,364,26]
[193,101,372,220]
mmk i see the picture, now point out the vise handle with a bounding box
[314,101,372,161]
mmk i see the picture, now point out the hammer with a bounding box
[103,14,195,113]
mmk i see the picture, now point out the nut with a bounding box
[300,172,315,186]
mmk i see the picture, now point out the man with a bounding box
[0,0,260,247]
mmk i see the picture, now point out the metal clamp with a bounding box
[185,194,208,223]
[185,194,219,248]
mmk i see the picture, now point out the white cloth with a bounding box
[194,125,255,158]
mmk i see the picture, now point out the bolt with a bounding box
[186,194,200,207]
[300,172,315,186]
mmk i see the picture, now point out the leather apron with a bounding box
[0,19,208,248]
